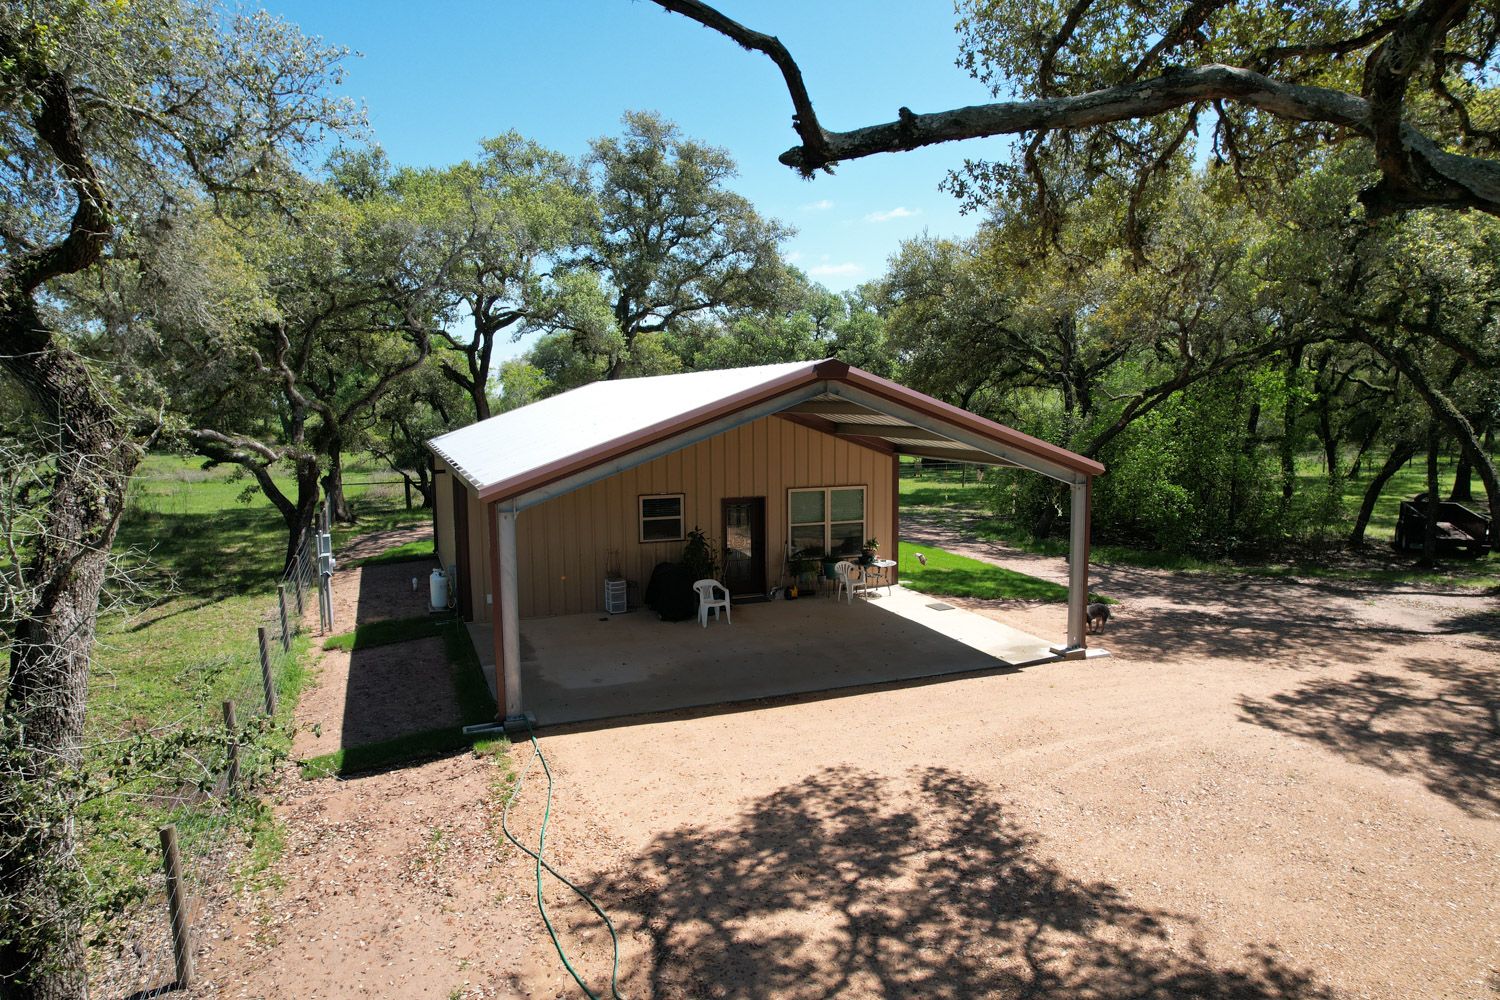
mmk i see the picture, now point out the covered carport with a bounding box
[428,358,1104,726]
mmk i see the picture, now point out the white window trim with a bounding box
[788,485,867,557]
[638,492,686,543]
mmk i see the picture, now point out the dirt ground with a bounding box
[198,519,1498,999]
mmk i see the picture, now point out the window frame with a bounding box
[638,492,686,544]
[787,485,867,558]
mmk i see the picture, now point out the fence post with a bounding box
[404,478,412,509]
[256,626,278,715]
[222,701,239,796]
[276,584,291,650]
[159,824,195,988]
[290,549,305,617]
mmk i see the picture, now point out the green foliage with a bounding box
[342,538,435,569]
[680,526,721,583]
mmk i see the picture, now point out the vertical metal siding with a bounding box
[513,414,894,617]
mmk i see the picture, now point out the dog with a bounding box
[1087,602,1111,633]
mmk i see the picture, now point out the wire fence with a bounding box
[88,506,334,999]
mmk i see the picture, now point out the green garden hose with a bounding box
[500,721,627,1000]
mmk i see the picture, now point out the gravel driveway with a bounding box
[202,520,1499,999]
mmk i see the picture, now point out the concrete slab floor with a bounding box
[468,586,1068,727]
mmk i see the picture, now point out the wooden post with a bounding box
[276,584,291,651]
[404,478,412,509]
[290,550,305,617]
[256,626,278,715]
[159,824,194,988]
[222,701,239,796]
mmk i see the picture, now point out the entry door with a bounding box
[721,497,766,597]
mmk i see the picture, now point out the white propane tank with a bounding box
[429,568,448,612]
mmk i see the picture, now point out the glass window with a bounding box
[789,490,824,526]
[830,488,864,522]
[639,493,684,542]
[788,486,866,556]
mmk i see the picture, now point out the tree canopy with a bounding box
[646,0,1500,220]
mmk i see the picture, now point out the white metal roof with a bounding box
[428,361,819,496]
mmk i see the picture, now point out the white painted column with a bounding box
[1066,478,1090,650]
[498,507,523,718]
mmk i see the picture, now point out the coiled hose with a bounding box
[500,720,626,999]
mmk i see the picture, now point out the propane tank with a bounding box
[429,568,448,612]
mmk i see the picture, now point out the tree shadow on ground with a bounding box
[1063,575,1401,664]
[594,767,1336,1000]
[115,506,287,605]
[1239,657,1498,816]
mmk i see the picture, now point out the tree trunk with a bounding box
[321,441,354,524]
[1359,333,1500,536]
[1420,423,1440,566]
[285,455,321,572]
[1449,449,1473,502]
[1,327,140,998]
[413,465,435,509]
[1279,343,1305,505]
[1349,440,1417,547]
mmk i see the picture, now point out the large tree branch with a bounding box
[12,80,113,297]
[646,1,1500,216]
[647,0,832,167]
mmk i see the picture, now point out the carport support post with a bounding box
[1065,477,1091,651]
[498,507,523,719]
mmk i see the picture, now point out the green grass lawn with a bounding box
[343,537,436,568]
[901,452,1496,589]
[897,541,1110,603]
[82,453,432,910]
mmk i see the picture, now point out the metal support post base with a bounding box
[502,712,538,736]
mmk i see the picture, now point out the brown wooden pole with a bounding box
[256,626,278,715]
[276,584,291,651]
[290,549,305,617]
[222,701,239,796]
[159,824,194,988]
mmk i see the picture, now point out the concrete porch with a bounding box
[467,586,1066,726]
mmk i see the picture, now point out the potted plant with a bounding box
[861,537,880,565]
[798,548,822,593]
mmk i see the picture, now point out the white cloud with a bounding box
[785,250,803,263]
[800,198,835,212]
[865,206,919,223]
[808,262,863,278]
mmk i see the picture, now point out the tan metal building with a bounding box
[427,359,1103,721]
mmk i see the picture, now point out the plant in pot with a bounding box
[861,537,880,565]
[681,526,721,582]
[791,546,822,597]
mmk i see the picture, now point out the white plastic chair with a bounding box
[833,560,865,603]
[694,579,731,628]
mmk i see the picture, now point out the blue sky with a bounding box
[257,1,1010,355]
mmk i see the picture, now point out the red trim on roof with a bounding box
[476,359,1102,502]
